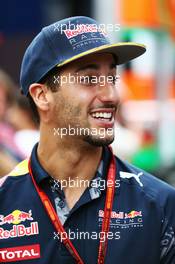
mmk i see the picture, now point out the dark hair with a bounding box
[27,67,61,124]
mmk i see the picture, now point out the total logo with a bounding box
[0,244,40,262]
[0,210,33,225]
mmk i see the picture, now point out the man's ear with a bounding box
[29,83,49,111]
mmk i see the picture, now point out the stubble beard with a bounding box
[54,99,115,146]
[82,127,114,146]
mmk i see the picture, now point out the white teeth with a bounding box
[91,112,112,119]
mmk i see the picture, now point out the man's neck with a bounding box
[37,134,102,209]
[37,139,102,182]
[37,129,102,184]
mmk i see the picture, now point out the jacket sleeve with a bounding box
[160,189,175,264]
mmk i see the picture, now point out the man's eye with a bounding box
[79,76,96,85]
[77,75,120,86]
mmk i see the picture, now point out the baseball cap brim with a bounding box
[56,42,146,68]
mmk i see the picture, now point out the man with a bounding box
[0,16,174,264]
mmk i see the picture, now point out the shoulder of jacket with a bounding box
[115,156,175,202]
[0,159,29,188]
[8,159,29,177]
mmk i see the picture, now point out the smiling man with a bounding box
[49,53,118,146]
[0,16,175,264]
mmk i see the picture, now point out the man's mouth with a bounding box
[89,108,115,126]
[91,111,113,121]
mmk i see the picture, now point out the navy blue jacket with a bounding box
[0,144,175,264]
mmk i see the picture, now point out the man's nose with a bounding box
[98,81,119,104]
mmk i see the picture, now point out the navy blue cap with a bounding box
[20,16,146,96]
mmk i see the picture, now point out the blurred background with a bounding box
[0,0,175,185]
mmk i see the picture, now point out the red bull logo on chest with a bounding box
[0,210,39,239]
[0,210,33,225]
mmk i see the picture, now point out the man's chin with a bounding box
[83,135,114,147]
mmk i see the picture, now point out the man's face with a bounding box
[50,53,119,146]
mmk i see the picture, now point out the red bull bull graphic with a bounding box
[124,210,142,219]
[0,210,33,225]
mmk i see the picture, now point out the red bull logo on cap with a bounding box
[0,210,33,225]
[63,24,107,39]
